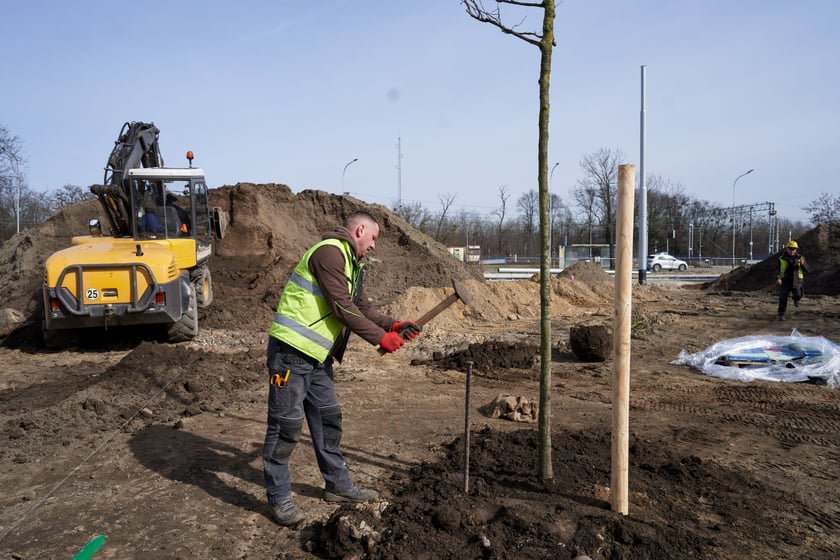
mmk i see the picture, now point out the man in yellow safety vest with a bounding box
[262,211,421,526]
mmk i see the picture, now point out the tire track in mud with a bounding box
[632,384,840,450]
[629,380,840,549]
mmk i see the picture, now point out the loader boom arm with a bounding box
[92,121,164,237]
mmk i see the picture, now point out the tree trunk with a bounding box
[537,0,556,481]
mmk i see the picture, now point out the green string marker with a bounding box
[72,535,106,560]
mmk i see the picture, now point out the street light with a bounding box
[549,162,559,268]
[731,168,754,268]
[341,158,358,192]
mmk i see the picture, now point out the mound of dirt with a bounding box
[0,199,103,317]
[708,222,840,295]
[1,183,684,345]
[411,340,539,372]
[0,184,485,338]
[313,427,809,560]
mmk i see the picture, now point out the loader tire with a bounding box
[192,266,214,308]
[168,288,198,342]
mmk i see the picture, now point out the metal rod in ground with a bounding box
[464,360,473,493]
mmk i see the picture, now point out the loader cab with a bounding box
[126,168,212,246]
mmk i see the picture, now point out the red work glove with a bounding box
[379,331,405,353]
[392,321,422,340]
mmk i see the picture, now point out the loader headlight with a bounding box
[89,219,102,237]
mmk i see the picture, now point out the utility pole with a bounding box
[638,65,649,284]
[395,137,403,209]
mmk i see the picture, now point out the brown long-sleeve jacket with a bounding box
[308,226,396,347]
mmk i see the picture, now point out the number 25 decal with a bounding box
[86,288,100,300]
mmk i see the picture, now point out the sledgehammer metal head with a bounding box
[378,279,472,355]
[414,278,472,328]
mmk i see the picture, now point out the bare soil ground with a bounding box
[1,185,838,559]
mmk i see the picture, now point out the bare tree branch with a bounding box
[463,0,548,47]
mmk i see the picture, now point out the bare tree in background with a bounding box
[395,200,433,233]
[0,126,24,170]
[517,189,538,255]
[574,148,623,268]
[0,125,27,239]
[804,193,840,226]
[492,185,511,255]
[573,183,597,256]
[435,193,458,241]
[464,0,557,479]
[50,184,97,209]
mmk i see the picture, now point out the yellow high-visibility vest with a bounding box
[268,238,362,362]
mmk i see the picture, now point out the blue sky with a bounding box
[2,1,837,223]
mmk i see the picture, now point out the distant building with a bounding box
[447,245,481,263]
[448,246,466,261]
[466,245,481,263]
[567,244,612,267]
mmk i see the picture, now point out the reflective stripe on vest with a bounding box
[268,238,360,362]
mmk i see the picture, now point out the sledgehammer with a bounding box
[378,278,472,355]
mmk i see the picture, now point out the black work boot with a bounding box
[324,485,379,503]
[778,313,785,321]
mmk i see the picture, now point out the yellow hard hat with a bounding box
[786,240,799,249]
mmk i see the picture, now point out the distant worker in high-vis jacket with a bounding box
[776,240,810,321]
[262,211,421,527]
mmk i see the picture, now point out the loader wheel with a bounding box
[168,288,198,342]
[192,267,214,308]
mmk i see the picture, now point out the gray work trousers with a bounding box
[262,337,353,505]
[778,284,803,315]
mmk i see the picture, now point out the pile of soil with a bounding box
[0,184,668,342]
[314,427,804,560]
[0,183,486,336]
[412,340,540,372]
[708,222,840,295]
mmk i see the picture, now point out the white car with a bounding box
[647,253,688,272]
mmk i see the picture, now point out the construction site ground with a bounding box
[0,185,838,559]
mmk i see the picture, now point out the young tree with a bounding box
[465,0,557,480]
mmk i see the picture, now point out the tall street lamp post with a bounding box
[549,162,559,268]
[731,168,754,268]
[342,158,358,193]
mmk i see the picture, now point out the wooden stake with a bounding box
[612,164,635,515]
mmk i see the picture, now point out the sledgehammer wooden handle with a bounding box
[413,292,460,327]
[378,280,470,355]
[377,294,457,356]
